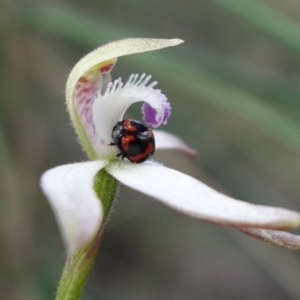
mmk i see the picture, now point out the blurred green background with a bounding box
[1,0,300,299]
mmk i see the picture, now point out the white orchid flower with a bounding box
[40,38,300,255]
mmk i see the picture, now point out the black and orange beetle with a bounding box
[110,119,155,163]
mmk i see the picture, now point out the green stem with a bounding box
[55,169,119,300]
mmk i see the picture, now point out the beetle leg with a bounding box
[116,153,126,160]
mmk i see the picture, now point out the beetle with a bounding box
[109,119,155,163]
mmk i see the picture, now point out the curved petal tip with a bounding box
[154,130,197,156]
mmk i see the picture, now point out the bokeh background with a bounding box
[1,0,300,299]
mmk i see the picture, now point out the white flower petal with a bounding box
[238,227,300,249]
[153,130,197,156]
[40,161,109,253]
[106,161,300,229]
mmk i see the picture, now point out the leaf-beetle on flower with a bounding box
[110,119,155,163]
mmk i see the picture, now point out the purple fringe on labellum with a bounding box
[142,102,172,128]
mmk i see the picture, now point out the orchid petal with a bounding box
[66,38,183,159]
[237,227,300,249]
[106,161,300,229]
[40,160,109,253]
[153,130,197,156]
